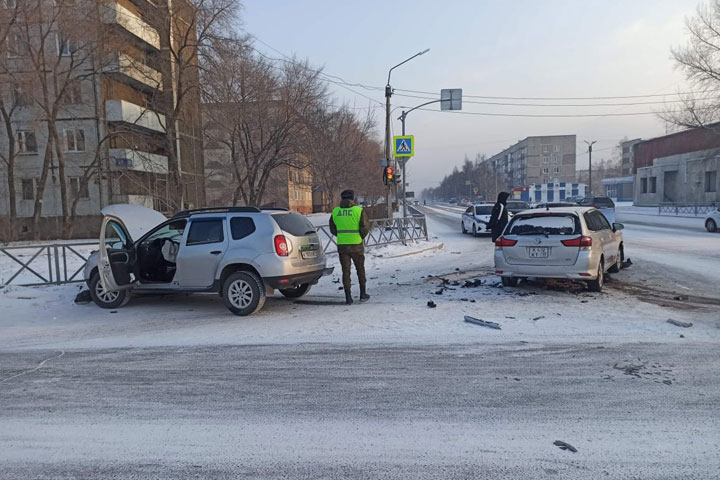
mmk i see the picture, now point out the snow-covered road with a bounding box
[1,207,719,479]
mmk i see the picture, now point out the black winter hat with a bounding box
[340,189,355,200]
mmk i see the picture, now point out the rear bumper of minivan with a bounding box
[264,266,334,289]
[494,252,599,280]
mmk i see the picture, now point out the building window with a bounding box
[16,130,38,153]
[542,145,550,154]
[641,177,647,193]
[56,33,78,56]
[706,171,717,193]
[553,145,560,153]
[12,86,31,107]
[21,179,34,200]
[543,156,549,164]
[551,155,560,164]
[59,84,82,105]
[64,128,85,152]
[649,176,657,194]
[542,167,549,174]
[69,177,89,199]
[7,32,27,57]
[553,167,559,174]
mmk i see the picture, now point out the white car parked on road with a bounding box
[461,203,494,236]
[705,207,720,232]
[494,207,624,292]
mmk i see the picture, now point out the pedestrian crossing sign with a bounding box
[394,135,414,157]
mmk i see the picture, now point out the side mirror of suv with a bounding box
[612,223,625,231]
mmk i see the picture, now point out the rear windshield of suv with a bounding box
[272,212,316,236]
[475,206,493,215]
[507,214,580,236]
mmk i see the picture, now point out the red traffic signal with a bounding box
[383,166,394,185]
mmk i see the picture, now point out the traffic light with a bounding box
[383,166,394,185]
[394,173,402,185]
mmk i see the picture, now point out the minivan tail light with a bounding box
[561,236,592,247]
[274,235,289,256]
[495,237,517,247]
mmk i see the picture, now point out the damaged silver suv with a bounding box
[83,205,332,316]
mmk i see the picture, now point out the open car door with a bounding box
[98,216,136,291]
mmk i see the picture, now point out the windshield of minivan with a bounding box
[507,215,579,235]
[273,213,316,236]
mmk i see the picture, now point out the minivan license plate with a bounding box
[528,247,549,258]
[301,250,318,259]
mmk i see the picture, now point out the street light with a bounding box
[585,140,597,197]
[385,49,430,219]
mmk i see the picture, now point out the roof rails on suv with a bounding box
[260,207,289,212]
[172,206,261,218]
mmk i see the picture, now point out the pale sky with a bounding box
[244,0,700,192]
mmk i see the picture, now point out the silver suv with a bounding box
[83,204,332,316]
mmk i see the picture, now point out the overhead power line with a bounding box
[393,87,715,101]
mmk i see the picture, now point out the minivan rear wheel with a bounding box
[587,262,604,292]
[706,219,717,232]
[223,271,266,316]
[279,283,311,298]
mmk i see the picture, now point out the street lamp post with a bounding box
[385,49,429,219]
[585,140,597,197]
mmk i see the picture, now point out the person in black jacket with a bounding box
[488,192,510,242]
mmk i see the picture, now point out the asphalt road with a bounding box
[1,342,719,479]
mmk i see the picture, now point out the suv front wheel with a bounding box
[223,271,266,316]
[89,272,130,309]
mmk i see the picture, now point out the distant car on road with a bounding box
[705,207,720,232]
[494,207,625,292]
[577,196,616,224]
[506,200,531,214]
[449,198,458,204]
[461,203,494,236]
[84,204,332,316]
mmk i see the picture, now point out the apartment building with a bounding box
[485,135,577,188]
[0,0,204,239]
[620,138,642,176]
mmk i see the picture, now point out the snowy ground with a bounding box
[1,206,719,479]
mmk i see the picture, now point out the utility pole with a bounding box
[585,140,597,197]
[385,49,429,220]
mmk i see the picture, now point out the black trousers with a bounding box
[338,244,366,293]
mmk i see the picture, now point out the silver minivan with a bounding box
[84,204,332,316]
[493,207,624,292]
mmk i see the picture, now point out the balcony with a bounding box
[109,148,168,174]
[105,99,165,133]
[105,53,162,92]
[100,1,160,51]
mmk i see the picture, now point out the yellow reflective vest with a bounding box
[332,205,364,245]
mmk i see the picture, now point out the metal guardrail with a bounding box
[315,216,428,255]
[0,216,429,287]
[658,202,719,216]
[0,242,97,287]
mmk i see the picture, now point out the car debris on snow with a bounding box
[553,440,578,453]
[667,319,693,328]
[464,316,501,330]
[427,301,437,308]
[532,316,545,321]
[74,290,92,304]
[621,257,633,269]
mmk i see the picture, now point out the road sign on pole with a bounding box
[473,187,479,194]
[394,135,414,157]
[441,88,462,111]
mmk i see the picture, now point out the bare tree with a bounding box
[662,1,720,133]
[203,37,326,207]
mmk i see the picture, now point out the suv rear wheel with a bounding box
[223,271,266,316]
[89,272,130,309]
[587,261,604,292]
[279,283,311,298]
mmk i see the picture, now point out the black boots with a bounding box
[359,286,370,303]
[345,290,353,305]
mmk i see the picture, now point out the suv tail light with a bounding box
[274,235,289,256]
[561,236,592,247]
[495,237,517,247]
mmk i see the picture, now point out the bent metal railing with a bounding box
[0,242,97,287]
[0,216,429,287]
[315,215,428,255]
[658,202,718,216]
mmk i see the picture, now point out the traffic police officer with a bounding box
[329,189,371,304]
